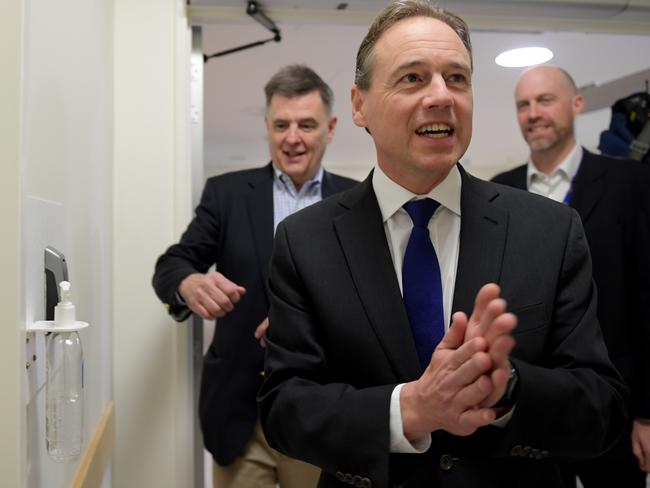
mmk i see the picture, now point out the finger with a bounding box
[457,406,497,433]
[469,283,501,327]
[212,273,246,302]
[192,285,228,317]
[484,312,518,346]
[454,371,494,407]
[632,437,644,468]
[254,318,269,339]
[482,364,512,407]
[487,335,516,369]
[474,297,507,340]
[445,337,492,378]
[189,303,213,321]
[206,285,237,313]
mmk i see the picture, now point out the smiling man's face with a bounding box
[515,66,583,157]
[265,91,337,191]
[351,16,473,194]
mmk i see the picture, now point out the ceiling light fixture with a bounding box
[495,47,554,68]
[204,1,281,63]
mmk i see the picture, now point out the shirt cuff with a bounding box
[389,384,431,453]
[491,404,516,428]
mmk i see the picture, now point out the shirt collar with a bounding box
[526,144,583,186]
[272,163,324,189]
[372,164,462,223]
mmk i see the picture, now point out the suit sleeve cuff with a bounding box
[389,383,431,453]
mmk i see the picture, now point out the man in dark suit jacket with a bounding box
[258,3,628,488]
[492,65,650,487]
[152,65,357,488]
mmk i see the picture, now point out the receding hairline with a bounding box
[517,65,578,95]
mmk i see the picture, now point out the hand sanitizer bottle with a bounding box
[46,281,84,462]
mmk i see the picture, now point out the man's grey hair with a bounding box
[264,64,334,115]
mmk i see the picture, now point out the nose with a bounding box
[527,102,540,120]
[422,75,453,109]
[285,124,301,144]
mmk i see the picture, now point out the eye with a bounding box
[273,121,289,130]
[447,73,469,85]
[299,121,318,131]
[401,73,420,83]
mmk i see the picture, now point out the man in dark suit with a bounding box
[152,64,357,488]
[492,65,650,487]
[258,3,628,487]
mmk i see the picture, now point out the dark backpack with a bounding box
[599,91,650,164]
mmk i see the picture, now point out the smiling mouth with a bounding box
[416,123,453,138]
[528,125,550,134]
[284,150,306,158]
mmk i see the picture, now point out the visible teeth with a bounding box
[416,123,452,136]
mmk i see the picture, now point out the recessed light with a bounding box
[495,47,553,68]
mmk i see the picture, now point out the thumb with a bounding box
[437,312,467,351]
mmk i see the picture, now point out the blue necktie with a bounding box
[402,198,444,370]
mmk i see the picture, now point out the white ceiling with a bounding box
[195,1,650,180]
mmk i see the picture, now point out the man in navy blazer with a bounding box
[258,3,628,487]
[492,65,650,487]
[153,65,357,488]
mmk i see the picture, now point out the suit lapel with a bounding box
[246,164,275,297]
[570,150,606,224]
[321,170,343,198]
[511,165,528,190]
[334,177,421,380]
[452,167,509,314]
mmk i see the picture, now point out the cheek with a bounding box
[269,134,283,150]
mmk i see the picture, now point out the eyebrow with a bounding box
[272,117,319,125]
[393,59,471,75]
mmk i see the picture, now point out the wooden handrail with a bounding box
[71,400,115,488]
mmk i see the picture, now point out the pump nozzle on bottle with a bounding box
[54,281,76,327]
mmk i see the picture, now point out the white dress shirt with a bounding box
[372,164,462,453]
[527,144,582,203]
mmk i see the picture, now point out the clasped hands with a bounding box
[401,283,517,441]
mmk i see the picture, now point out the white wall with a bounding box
[20,0,114,486]
[113,0,195,486]
[0,0,196,486]
[0,1,25,486]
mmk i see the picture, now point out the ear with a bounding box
[326,116,337,144]
[351,84,368,128]
[572,93,584,117]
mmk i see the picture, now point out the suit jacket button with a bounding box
[336,471,346,482]
[510,445,522,456]
[439,454,455,471]
[361,478,372,488]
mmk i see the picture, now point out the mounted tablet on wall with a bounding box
[44,246,68,321]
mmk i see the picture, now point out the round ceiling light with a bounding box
[495,47,554,68]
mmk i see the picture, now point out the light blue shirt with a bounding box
[272,165,324,232]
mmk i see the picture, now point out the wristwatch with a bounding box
[494,363,519,408]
